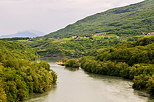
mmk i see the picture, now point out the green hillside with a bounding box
[63,36,154,97]
[44,0,154,38]
[21,35,129,58]
[0,41,57,102]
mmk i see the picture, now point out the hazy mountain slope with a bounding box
[0,30,44,38]
[44,0,154,38]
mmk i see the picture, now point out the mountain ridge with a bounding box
[44,0,154,38]
[0,30,45,38]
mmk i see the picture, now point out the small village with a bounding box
[71,33,106,39]
[146,32,154,35]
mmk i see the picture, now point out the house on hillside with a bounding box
[92,33,103,36]
[144,32,154,35]
[76,36,86,39]
[72,36,78,39]
[91,33,106,36]
[72,36,86,39]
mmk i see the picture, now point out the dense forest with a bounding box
[0,0,154,101]
[43,0,154,38]
[19,35,143,58]
[63,36,154,97]
[0,41,57,102]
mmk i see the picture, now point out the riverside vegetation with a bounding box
[1,0,154,101]
[20,34,124,57]
[0,40,57,102]
[18,35,154,97]
[63,36,154,97]
[38,0,154,97]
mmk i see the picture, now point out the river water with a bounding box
[26,58,153,102]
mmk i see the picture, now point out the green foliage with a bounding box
[39,61,51,71]
[80,58,128,77]
[43,0,154,38]
[0,79,7,102]
[79,36,154,97]
[21,35,124,58]
[0,41,57,102]
[133,74,154,96]
[0,40,39,61]
[65,59,79,68]
[96,36,154,65]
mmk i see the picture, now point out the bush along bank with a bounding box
[57,58,80,68]
[0,41,57,102]
[79,37,154,97]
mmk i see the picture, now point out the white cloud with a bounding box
[0,0,144,35]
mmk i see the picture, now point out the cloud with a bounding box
[0,0,144,35]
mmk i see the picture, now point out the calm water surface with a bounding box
[26,58,153,102]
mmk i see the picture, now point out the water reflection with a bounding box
[25,85,57,102]
[86,72,152,100]
[64,67,79,71]
[40,57,67,63]
[26,59,153,102]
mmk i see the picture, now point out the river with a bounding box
[26,58,153,102]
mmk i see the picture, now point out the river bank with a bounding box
[26,58,153,102]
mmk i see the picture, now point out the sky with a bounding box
[0,0,144,35]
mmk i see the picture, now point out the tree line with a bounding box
[0,41,57,102]
[62,36,154,97]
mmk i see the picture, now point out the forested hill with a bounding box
[0,40,38,61]
[44,0,154,38]
[0,41,57,102]
[62,36,154,97]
